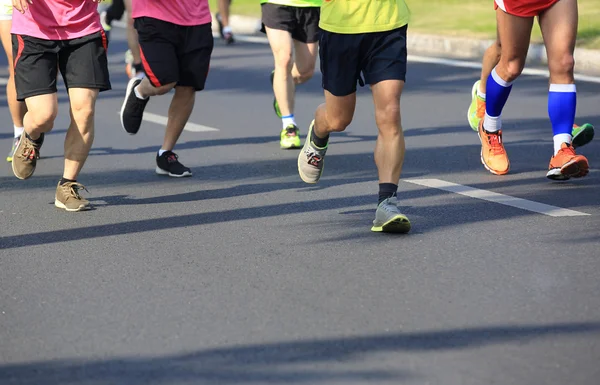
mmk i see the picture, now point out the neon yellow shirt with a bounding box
[260,0,321,7]
[320,0,411,34]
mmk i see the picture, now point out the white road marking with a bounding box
[405,178,590,217]
[117,111,219,132]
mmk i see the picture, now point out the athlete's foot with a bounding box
[280,124,302,149]
[55,181,91,212]
[298,120,327,183]
[270,70,282,118]
[120,78,149,135]
[468,80,486,131]
[478,120,510,175]
[156,151,192,177]
[572,123,595,149]
[546,143,589,181]
[371,195,411,234]
[11,131,42,180]
[6,137,19,162]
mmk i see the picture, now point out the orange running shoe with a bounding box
[477,120,510,175]
[546,143,589,180]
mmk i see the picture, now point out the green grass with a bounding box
[211,0,600,49]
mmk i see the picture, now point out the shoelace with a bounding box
[64,182,88,200]
[166,153,178,163]
[305,150,322,167]
[20,140,38,161]
[487,131,505,156]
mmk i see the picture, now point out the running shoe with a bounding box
[270,70,282,118]
[120,77,149,135]
[371,195,411,234]
[156,151,192,177]
[298,120,327,184]
[6,136,19,162]
[546,142,589,180]
[216,12,235,44]
[280,124,301,149]
[572,123,595,148]
[55,181,91,212]
[11,132,42,180]
[468,80,486,131]
[478,120,510,175]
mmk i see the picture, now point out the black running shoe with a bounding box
[120,77,148,135]
[156,151,192,177]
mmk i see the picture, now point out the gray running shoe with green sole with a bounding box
[298,120,327,184]
[371,196,411,233]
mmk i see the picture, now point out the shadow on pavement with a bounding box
[1,322,599,385]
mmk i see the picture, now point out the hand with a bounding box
[12,0,32,14]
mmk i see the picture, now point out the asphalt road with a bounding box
[1,27,599,385]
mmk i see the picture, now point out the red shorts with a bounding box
[494,0,560,17]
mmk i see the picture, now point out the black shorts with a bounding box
[320,25,408,97]
[260,3,320,43]
[134,17,213,91]
[12,31,111,102]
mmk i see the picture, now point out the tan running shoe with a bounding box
[55,182,91,212]
[11,131,41,180]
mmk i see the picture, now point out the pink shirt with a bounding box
[11,0,102,41]
[132,0,212,27]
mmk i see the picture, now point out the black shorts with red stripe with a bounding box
[134,17,214,91]
[12,31,111,102]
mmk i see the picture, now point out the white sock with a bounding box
[13,125,24,138]
[223,26,232,34]
[477,88,486,100]
[282,114,296,129]
[158,149,167,156]
[553,133,572,155]
[483,113,501,133]
[134,85,148,100]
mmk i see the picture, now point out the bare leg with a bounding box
[162,86,195,151]
[0,20,26,130]
[266,27,295,117]
[63,88,98,180]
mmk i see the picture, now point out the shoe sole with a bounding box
[477,130,510,175]
[120,78,140,135]
[155,166,192,178]
[371,215,411,233]
[54,199,91,212]
[572,124,594,149]
[281,139,302,149]
[547,157,589,180]
[467,80,480,131]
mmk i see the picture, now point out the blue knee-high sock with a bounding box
[483,67,514,132]
[548,83,576,154]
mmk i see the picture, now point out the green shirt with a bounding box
[260,0,321,7]
[320,0,411,34]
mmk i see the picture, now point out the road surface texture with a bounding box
[1,28,599,385]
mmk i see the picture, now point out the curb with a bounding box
[216,13,600,76]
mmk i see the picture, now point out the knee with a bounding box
[295,67,315,84]
[274,51,293,72]
[30,104,58,129]
[70,99,95,123]
[375,103,401,133]
[501,59,525,82]
[549,53,575,77]
[326,114,352,132]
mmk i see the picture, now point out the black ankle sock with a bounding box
[133,63,144,73]
[60,177,76,186]
[26,132,44,145]
[378,183,398,205]
[311,124,329,148]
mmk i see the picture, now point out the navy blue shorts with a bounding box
[319,25,408,97]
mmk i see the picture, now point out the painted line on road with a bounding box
[405,178,590,217]
[117,111,219,132]
[228,35,600,84]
